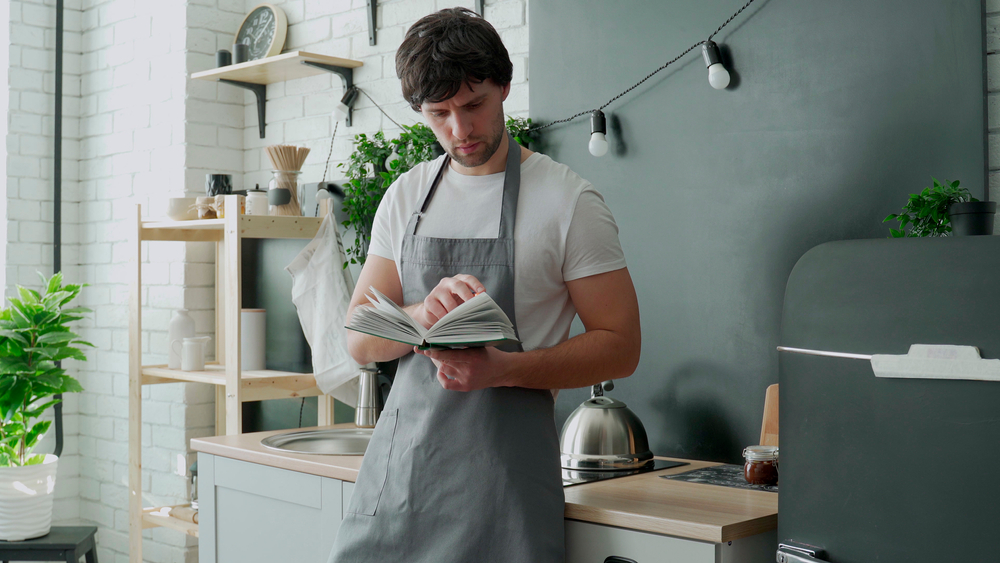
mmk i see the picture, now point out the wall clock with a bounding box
[234,4,288,61]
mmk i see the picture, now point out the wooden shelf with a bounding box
[129,201,338,561]
[142,505,199,537]
[141,211,323,242]
[190,50,364,136]
[190,50,361,85]
[142,364,323,402]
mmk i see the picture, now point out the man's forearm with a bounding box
[500,328,640,390]
[346,303,424,364]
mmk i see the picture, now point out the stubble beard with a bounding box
[446,114,506,168]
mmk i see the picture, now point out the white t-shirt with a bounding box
[368,152,627,352]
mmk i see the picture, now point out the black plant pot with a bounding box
[948,201,996,236]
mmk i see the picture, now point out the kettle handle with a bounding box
[591,380,615,398]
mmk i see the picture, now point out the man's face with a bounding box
[420,79,510,171]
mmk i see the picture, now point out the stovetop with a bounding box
[562,459,689,487]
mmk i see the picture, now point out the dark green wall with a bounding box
[531,0,986,462]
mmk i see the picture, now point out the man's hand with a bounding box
[413,274,486,329]
[415,346,512,392]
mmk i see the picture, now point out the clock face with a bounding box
[236,6,277,61]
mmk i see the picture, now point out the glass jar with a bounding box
[743,445,779,486]
[195,196,216,219]
[268,170,302,216]
[214,195,245,218]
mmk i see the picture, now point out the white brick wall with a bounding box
[73,1,218,562]
[6,0,85,527]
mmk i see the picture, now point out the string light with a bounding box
[530,0,758,156]
[589,110,608,157]
[702,40,730,89]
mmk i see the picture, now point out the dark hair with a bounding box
[396,8,513,111]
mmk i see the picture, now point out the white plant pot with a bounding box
[0,454,58,541]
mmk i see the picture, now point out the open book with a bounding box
[346,286,519,349]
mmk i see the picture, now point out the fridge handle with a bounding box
[777,542,828,563]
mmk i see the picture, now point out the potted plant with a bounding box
[340,124,440,266]
[883,178,993,237]
[0,272,91,541]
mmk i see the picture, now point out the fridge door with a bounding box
[779,237,1000,563]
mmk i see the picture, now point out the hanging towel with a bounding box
[286,213,366,407]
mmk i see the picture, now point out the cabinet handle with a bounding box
[605,557,638,563]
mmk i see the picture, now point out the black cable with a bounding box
[357,87,403,129]
[708,0,757,41]
[531,0,757,133]
[321,120,340,183]
[298,398,306,428]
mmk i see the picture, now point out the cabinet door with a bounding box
[565,520,776,563]
[199,454,344,563]
[565,520,716,563]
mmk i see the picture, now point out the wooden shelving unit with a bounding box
[128,196,335,562]
[190,50,363,135]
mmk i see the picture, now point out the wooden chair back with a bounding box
[759,383,779,446]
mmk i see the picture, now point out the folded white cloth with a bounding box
[286,214,366,406]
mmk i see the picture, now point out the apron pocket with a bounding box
[345,409,398,516]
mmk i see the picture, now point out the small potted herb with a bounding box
[884,178,993,237]
[0,273,91,540]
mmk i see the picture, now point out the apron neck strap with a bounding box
[406,132,521,239]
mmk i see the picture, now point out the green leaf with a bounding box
[23,454,46,466]
[45,272,64,295]
[36,331,77,345]
[23,420,51,450]
[17,287,38,305]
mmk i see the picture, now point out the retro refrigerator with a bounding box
[776,236,1000,562]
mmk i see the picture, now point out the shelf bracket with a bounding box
[367,0,377,45]
[301,61,356,126]
[476,0,484,16]
[220,79,267,139]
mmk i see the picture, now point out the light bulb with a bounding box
[332,86,360,123]
[708,63,730,90]
[331,101,350,122]
[589,110,608,157]
[589,132,608,157]
[701,40,730,90]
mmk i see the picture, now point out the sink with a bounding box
[260,428,373,455]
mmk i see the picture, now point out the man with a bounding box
[327,8,640,563]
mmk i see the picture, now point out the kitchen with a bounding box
[1,0,997,562]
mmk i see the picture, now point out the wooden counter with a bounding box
[191,425,777,544]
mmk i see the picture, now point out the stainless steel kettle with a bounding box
[559,380,653,470]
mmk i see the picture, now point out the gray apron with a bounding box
[328,133,565,563]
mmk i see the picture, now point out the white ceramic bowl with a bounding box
[166,197,199,221]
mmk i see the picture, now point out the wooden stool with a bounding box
[0,526,98,563]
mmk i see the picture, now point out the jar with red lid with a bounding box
[743,445,779,486]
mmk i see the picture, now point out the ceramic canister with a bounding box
[241,309,266,371]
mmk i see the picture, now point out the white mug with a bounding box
[173,336,211,371]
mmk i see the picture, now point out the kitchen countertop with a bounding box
[191,424,777,543]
